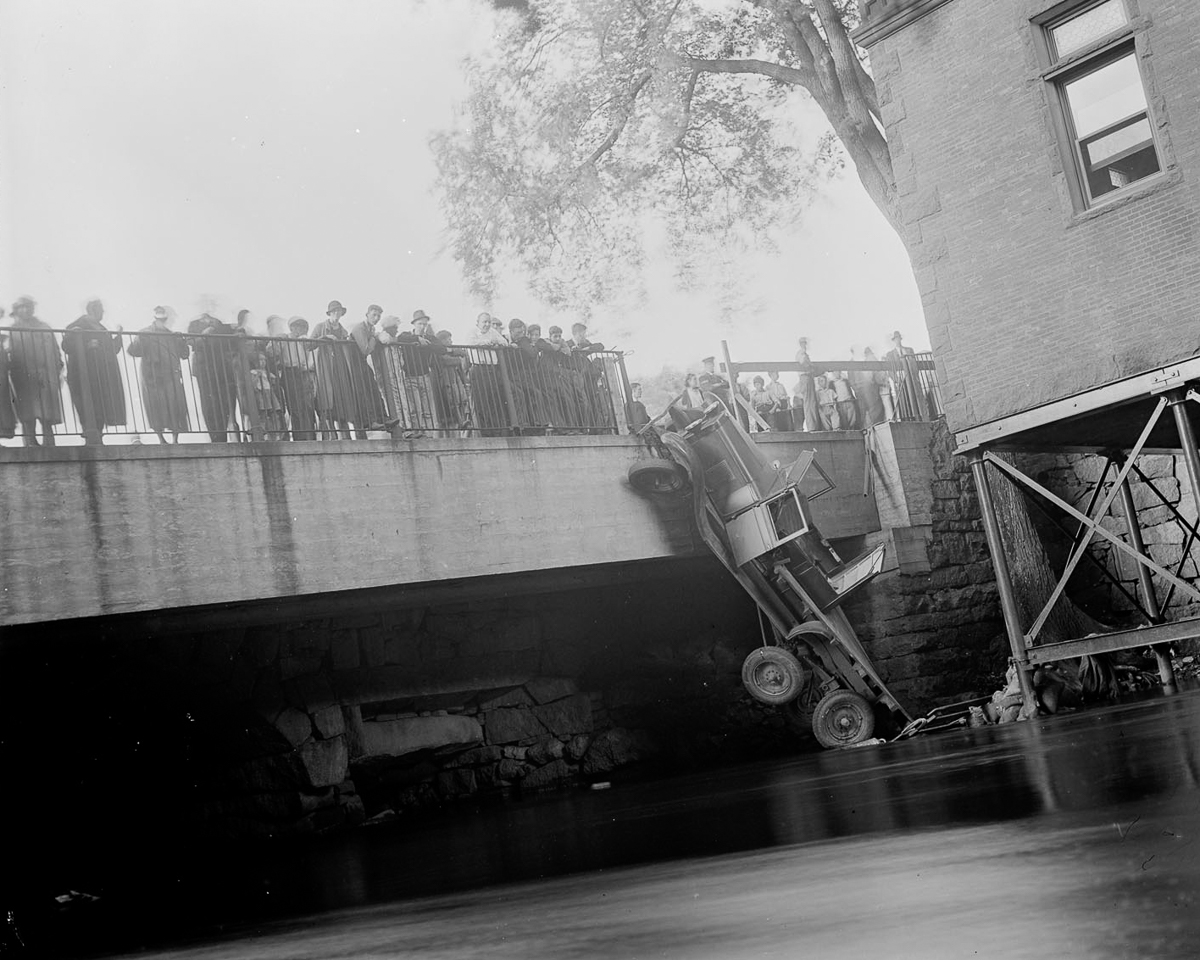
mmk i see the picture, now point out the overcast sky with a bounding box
[0,0,926,379]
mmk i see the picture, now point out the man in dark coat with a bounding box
[7,296,63,446]
[64,299,126,443]
[188,312,242,442]
[128,305,189,442]
[396,310,447,436]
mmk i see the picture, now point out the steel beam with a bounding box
[969,454,1037,708]
[1023,396,1166,644]
[1026,617,1200,666]
[1116,472,1175,687]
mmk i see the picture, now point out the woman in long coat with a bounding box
[307,300,357,439]
[8,296,64,446]
[128,306,189,442]
[63,299,126,441]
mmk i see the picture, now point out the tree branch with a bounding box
[580,69,653,168]
[685,56,810,86]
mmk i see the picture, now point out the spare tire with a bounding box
[741,647,807,705]
[627,459,687,496]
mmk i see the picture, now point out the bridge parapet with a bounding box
[1,431,883,625]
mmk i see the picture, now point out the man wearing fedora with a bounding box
[395,309,447,437]
[884,329,918,421]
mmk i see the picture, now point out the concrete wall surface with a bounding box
[0,433,880,625]
[866,0,1200,431]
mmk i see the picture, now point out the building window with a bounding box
[1040,0,1162,207]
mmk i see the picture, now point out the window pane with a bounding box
[1064,53,1146,138]
[1050,0,1128,59]
[1080,116,1159,198]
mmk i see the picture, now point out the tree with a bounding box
[432,0,883,315]
[435,0,1109,659]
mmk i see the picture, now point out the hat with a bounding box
[412,309,430,324]
[891,330,903,341]
[380,314,400,330]
[13,296,35,311]
[153,305,168,319]
[327,300,346,316]
[288,315,309,331]
[367,304,382,315]
[701,355,715,364]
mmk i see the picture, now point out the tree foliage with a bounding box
[432,0,890,314]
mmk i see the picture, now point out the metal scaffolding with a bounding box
[956,369,1200,697]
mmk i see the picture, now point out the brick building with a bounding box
[856,0,1200,432]
[855,0,1200,700]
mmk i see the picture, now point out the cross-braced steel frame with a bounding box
[962,387,1200,704]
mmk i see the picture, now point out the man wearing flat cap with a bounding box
[395,309,448,436]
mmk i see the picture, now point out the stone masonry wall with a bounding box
[846,420,1008,704]
[1015,451,1200,628]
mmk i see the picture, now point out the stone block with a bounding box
[476,687,535,711]
[486,707,548,744]
[565,734,591,762]
[581,727,655,776]
[521,758,572,792]
[313,704,346,739]
[242,629,281,668]
[449,745,504,767]
[498,758,527,781]
[525,677,577,704]
[330,631,361,671]
[532,694,594,737]
[297,787,338,814]
[341,793,366,826]
[341,704,366,759]
[274,707,313,747]
[526,737,566,765]
[280,656,322,682]
[360,626,387,668]
[298,737,348,789]
[361,715,483,758]
[434,767,477,798]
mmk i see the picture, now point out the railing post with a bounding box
[76,333,100,445]
[237,340,264,441]
[495,347,521,433]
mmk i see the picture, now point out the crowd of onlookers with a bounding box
[641,331,932,434]
[0,297,622,445]
[1,293,933,447]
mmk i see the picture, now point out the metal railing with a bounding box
[0,326,634,446]
[720,350,944,432]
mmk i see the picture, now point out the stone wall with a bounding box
[1015,451,1200,627]
[844,420,1007,705]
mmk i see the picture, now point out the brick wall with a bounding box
[866,0,1200,432]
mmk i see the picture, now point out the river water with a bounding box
[20,688,1200,958]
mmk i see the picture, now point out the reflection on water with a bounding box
[20,690,1200,957]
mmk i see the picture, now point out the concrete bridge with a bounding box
[0,427,937,626]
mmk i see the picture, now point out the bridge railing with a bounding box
[722,351,944,430]
[0,326,633,446]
